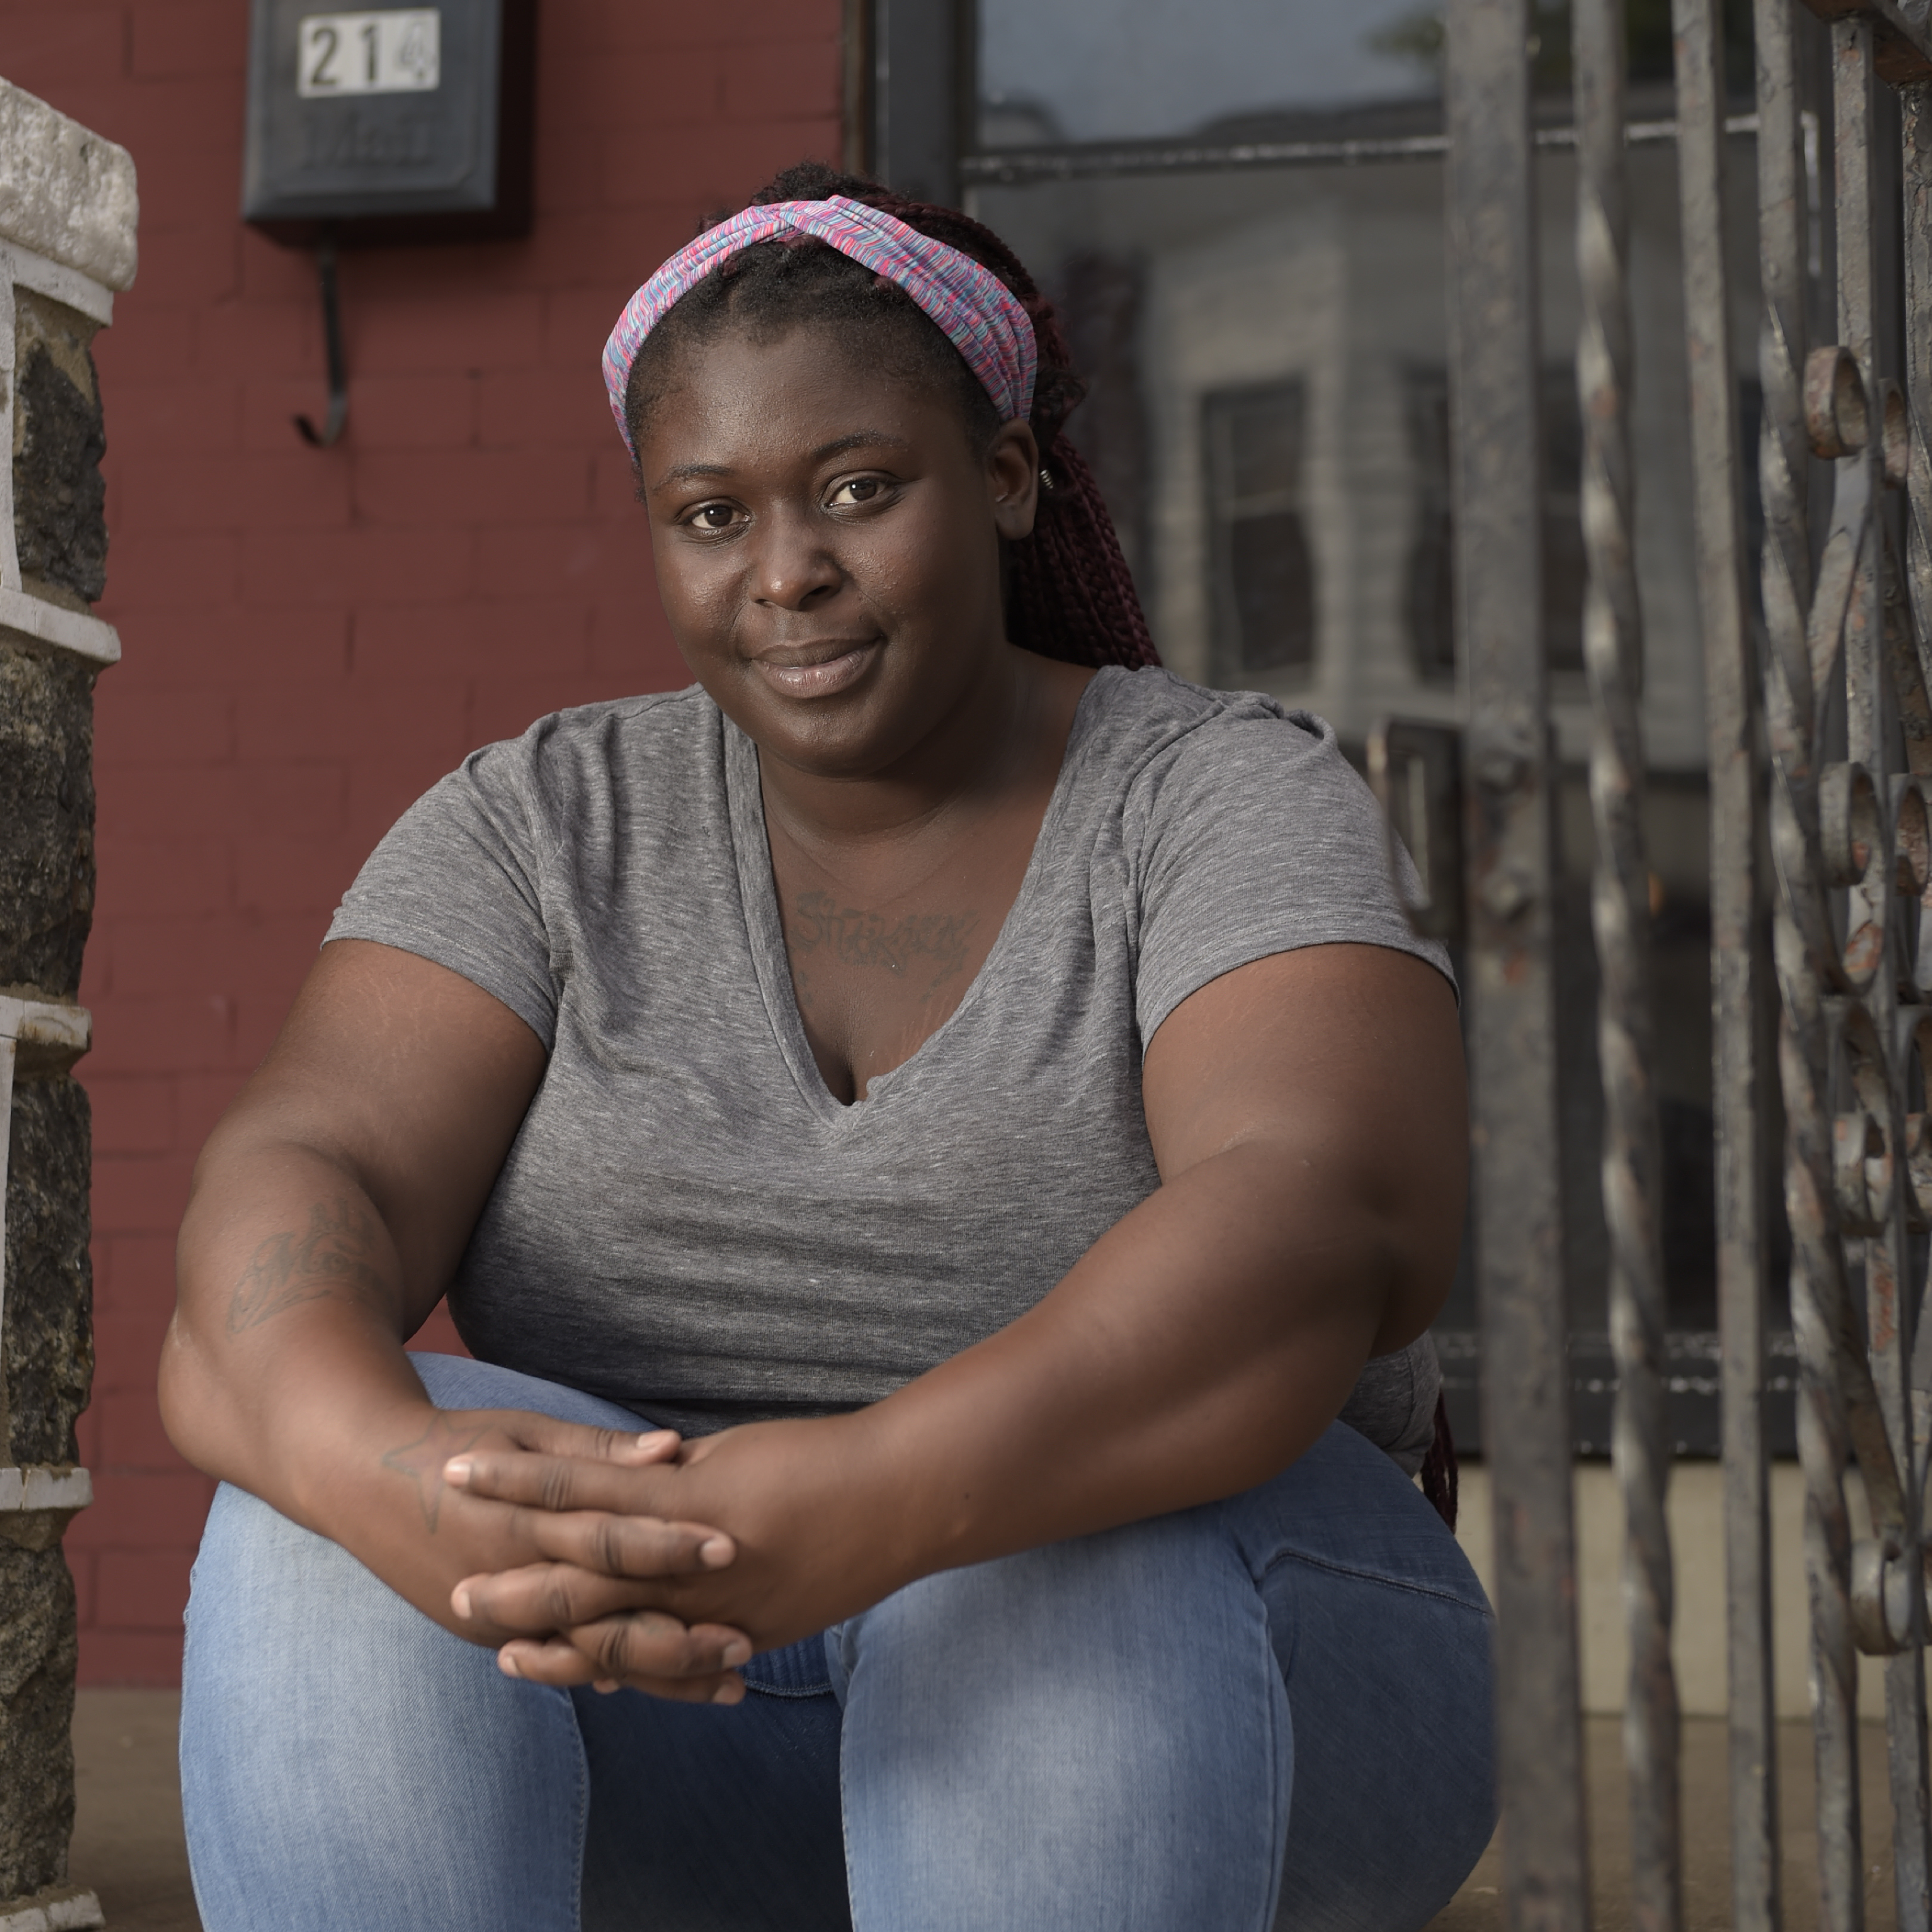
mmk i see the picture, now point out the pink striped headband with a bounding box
[602,196,1039,458]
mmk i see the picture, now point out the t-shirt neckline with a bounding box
[722,670,1115,1122]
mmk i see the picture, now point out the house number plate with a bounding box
[297,9,441,96]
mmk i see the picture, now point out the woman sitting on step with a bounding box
[163,162,1495,1932]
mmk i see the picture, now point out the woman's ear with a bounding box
[986,419,1041,542]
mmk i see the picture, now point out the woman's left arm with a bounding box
[447,942,1466,1679]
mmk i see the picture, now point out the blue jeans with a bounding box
[180,1354,1495,1932]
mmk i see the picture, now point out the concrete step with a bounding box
[1433,1714,1908,1932]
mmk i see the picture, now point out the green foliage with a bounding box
[1368,9,1447,67]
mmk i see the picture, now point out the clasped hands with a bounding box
[439,1410,883,1707]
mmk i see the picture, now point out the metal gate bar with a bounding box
[1444,6,1588,1930]
[1575,5,1683,1930]
[1673,4,1781,1929]
[1900,71,1932,1932]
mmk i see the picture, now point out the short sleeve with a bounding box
[1130,706,1453,1048]
[325,735,561,1049]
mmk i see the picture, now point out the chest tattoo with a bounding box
[788,889,980,993]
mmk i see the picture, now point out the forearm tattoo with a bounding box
[380,1411,488,1532]
[226,1197,395,1335]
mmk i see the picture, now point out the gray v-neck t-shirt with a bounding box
[327,665,1454,1470]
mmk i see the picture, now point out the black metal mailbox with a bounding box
[243,0,536,245]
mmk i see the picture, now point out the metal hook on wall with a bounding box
[294,230,347,447]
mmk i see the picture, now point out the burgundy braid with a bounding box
[1419,1393,1459,1530]
[736,173,1161,673]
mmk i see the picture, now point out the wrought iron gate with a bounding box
[1415,1,1932,1927]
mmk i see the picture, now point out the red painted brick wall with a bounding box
[0,0,843,1685]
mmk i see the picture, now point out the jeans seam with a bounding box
[566,1684,588,1932]
[1255,1598,1290,1932]
[1257,1546,1493,1618]
[835,1624,863,1930]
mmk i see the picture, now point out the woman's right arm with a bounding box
[162,938,749,1690]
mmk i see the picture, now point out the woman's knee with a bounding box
[1267,1560,1495,1931]
[182,1353,642,1665]
[184,1480,469,1707]
[182,1483,588,1931]
[183,1345,650,1704]
[832,1504,1267,1698]
[187,1480,376,1643]
[832,1512,1291,1930]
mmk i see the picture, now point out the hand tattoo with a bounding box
[788,890,978,994]
[380,1412,488,1532]
[226,1197,394,1335]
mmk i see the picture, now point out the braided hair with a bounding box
[623,161,1159,673]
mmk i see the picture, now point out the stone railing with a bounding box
[0,75,136,1932]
